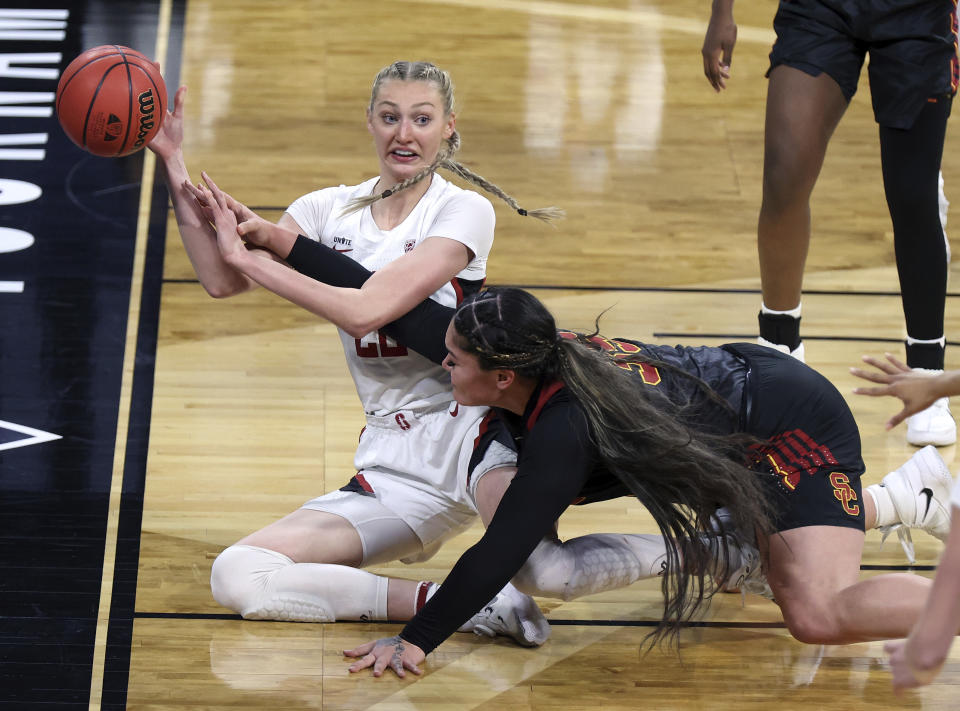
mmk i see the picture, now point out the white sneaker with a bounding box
[875,445,956,563]
[710,509,775,602]
[468,582,551,647]
[906,388,956,447]
[757,336,805,363]
[721,538,776,603]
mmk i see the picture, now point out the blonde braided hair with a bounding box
[341,61,563,222]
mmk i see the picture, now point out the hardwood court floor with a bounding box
[131,0,959,708]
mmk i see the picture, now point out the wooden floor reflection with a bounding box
[129,615,960,709]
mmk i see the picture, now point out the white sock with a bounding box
[905,335,946,349]
[865,484,898,529]
[761,302,802,319]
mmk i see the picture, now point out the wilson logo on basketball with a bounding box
[133,89,156,149]
[103,114,123,141]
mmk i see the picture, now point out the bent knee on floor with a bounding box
[511,560,578,602]
[781,605,849,645]
[209,546,250,612]
[209,544,292,614]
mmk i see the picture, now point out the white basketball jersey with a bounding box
[285,175,495,416]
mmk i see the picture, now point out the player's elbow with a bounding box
[342,321,374,339]
[200,273,253,299]
[203,280,242,299]
[342,313,390,340]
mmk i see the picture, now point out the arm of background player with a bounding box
[851,354,960,430]
[885,504,960,691]
[702,0,736,92]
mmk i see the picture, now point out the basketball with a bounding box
[56,45,166,157]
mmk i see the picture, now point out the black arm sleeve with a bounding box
[398,402,597,655]
[284,235,454,364]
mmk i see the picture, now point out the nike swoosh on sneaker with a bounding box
[920,488,934,519]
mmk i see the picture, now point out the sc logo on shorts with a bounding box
[829,472,860,517]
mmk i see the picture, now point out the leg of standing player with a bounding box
[757,64,848,359]
[872,0,957,445]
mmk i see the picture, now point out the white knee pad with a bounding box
[210,544,389,622]
[512,534,667,602]
[511,538,577,600]
[210,544,289,616]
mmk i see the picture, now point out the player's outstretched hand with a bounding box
[344,636,425,679]
[147,84,186,160]
[850,354,946,430]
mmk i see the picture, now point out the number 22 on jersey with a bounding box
[355,331,409,358]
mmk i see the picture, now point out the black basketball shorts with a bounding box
[768,0,958,129]
[730,343,867,533]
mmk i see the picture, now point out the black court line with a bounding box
[548,620,787,629]
[133,611,788,629]
[99,168,171,709]
[159,275,960,299]
[160,276,960,346]
[163,204,960,296]
[134,560,935,626]
[653,332,960,346]
[499,285,960,297]
[136,612,242,620]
